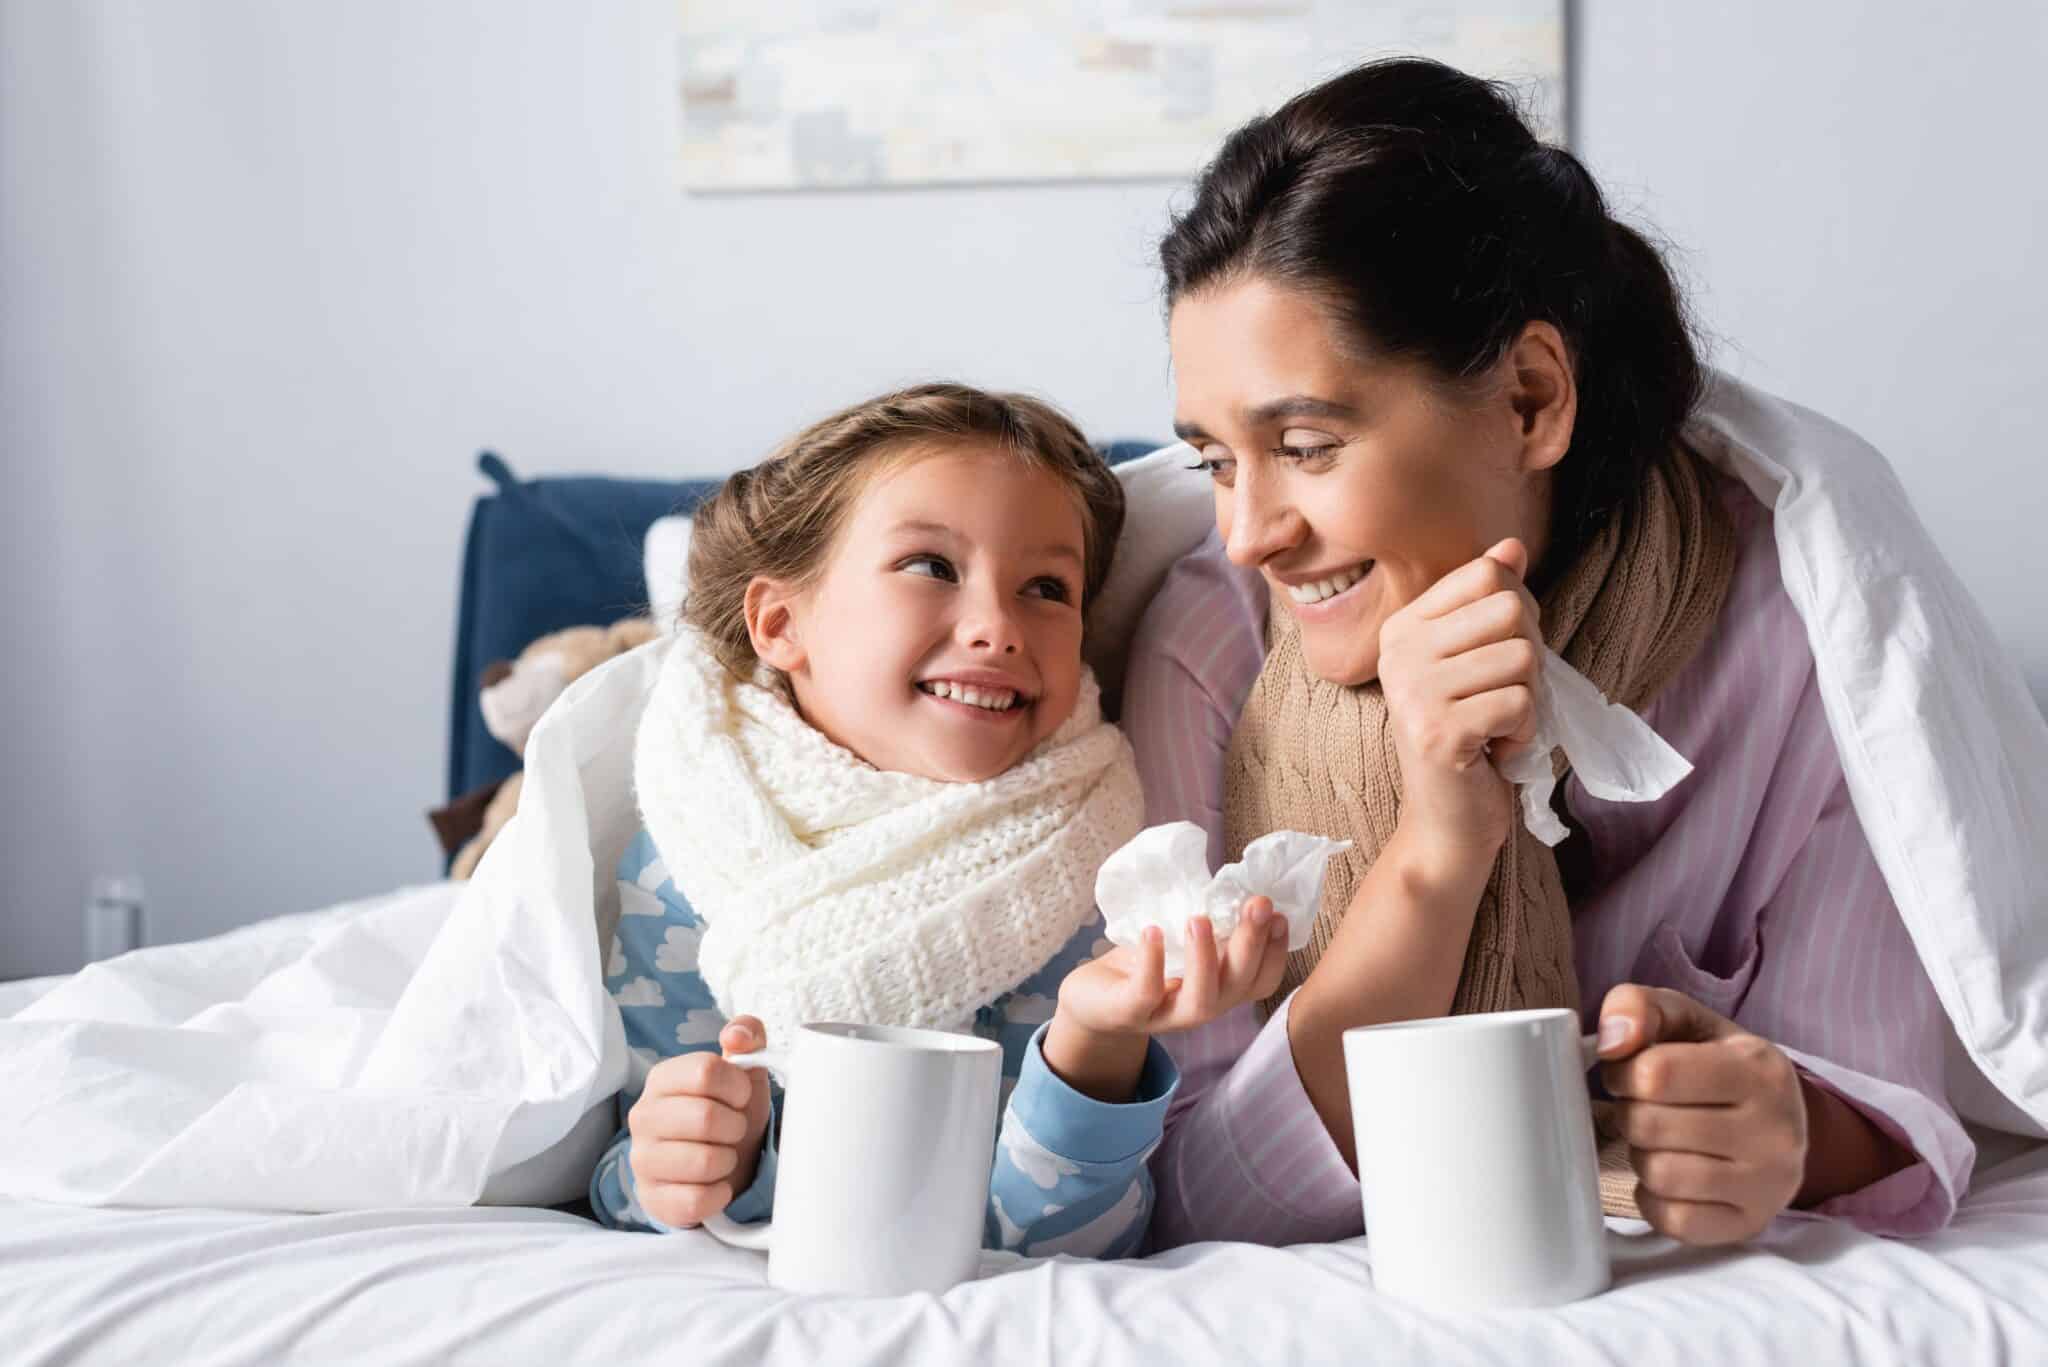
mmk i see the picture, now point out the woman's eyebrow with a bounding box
[1243,394,1359,426]
[1173,395,1358,441]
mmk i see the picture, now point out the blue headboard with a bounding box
[445,442,1162,808]
[445,453,712,805]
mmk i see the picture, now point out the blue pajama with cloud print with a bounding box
[590,830,1179,1258]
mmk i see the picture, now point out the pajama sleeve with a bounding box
[979,918,1180,1259]
[987,1025,1178,1258]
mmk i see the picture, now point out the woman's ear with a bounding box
[1505,321,1576,474]
[744,577,807,674]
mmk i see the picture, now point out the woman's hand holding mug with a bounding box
[1595,985,1810,1244]
[626,1015,774,1228]
[1376,537,1545,873]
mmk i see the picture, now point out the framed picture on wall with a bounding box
[678,1,1568,192]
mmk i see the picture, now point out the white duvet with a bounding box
[4,1139,2048,1366]
[3,371,2046,1222]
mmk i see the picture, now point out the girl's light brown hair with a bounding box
[683,382,1126,680]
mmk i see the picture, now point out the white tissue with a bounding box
[1496,646,1695,846]
[1094,823,1350,977]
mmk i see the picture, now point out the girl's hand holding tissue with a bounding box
[1377,538,1543,869]
[1060,897,1290,1034]
[1044,898,1290,1102]
[1042,822,1349,1102]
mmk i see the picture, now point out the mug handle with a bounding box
[1579,1033,1602,1071]
[698,1047,793,1253]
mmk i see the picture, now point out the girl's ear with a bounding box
[744,576,807,673]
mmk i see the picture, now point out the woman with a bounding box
[1122,57,1972,1249]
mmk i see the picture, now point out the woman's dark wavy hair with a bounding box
[1159,57,1702,575]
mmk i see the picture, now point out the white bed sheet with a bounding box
[0,975,63,1017]
[5,1144,2047,1366]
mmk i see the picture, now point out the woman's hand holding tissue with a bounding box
[626,1016,773,1229]
[1377,538,1543,876]
[1281,544,1703,1169]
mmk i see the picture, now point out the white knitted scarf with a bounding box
[633,630,1144,1047]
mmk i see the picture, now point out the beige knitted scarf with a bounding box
[1222,446,1737,1217]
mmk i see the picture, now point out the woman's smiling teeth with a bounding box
[918,680,1023,712]
[1286,563,1370,605]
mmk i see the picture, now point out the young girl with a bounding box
[589,383,1289,1258]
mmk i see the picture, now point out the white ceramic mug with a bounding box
[700,1021,1002,1296]
[1342,1007,1610,1311]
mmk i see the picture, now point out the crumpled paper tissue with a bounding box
[1095,822,1350,977]
[1495,645,1695,846]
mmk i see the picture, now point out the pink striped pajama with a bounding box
[1121,484,1974,1249]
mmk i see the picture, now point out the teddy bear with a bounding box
[431,616,659,879]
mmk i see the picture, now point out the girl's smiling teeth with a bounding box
[1285,562,1372,605]
[917,680,1027,712]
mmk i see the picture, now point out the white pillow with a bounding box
[1086,443,1218,713]
[640,445,1217,706]
[643,514,692,635]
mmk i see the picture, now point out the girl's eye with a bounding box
[1025,577,1073,604]
[901,554,957,582]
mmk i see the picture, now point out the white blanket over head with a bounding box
[1,369,2044,1214]
[1685,373,2048,1135]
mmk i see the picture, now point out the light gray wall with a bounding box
[3,1,2043,976]
[1574,2,2048,699]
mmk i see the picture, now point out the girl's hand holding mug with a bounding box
[626,1016,774,1229]
[1376,537,1544,871]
